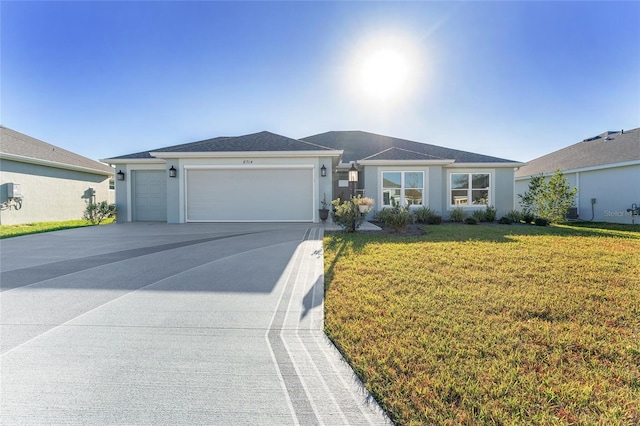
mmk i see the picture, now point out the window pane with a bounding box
[472,174,489,189]
[383,189,401,206]
[382,172,401,188]
[452,189,468,206]
[406,189,423,205]
[472,190,489,205]
[451,174,469,189]
[405,172,423,189]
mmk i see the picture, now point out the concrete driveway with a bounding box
[0,223,390,425]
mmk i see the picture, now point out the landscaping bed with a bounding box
[324,223,640,425]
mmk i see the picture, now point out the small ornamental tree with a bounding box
[84,201,116,225]
[331,196,366,233]
[518,170,577,223]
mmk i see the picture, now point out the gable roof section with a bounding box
[107,131,336,161]
[515,128,640,178]
[301,130,518,164]
[0,126,114,175]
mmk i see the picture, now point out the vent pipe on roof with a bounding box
[621,129,624,134]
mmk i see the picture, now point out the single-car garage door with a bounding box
[186,166,314,222]
[133,170,167,221]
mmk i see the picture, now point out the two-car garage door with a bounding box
[186,167,314,222]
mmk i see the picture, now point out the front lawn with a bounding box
[0,218,114,239]
[324,223,640,425]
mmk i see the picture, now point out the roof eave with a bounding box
[101,157,165,165]
[2,152,114,176]
[358,159,455,166]
[515,159,640,180]
[446,162,526,168]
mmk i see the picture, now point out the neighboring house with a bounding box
[515,128,640,224]
[0,126,114,225]
[102,130,523,224]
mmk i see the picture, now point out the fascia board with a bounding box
[446,162,526,168]
[2,152,114,176]
[101,158,166,165]
[358,159,455,166]
[150,150,344,159]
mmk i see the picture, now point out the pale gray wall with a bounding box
[0,159,111,225]
[516,164,640,223]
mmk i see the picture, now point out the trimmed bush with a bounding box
[376,205,413,231]
[449,207,467,223]
[464,217,478,225]
[472,209,486,222]
[414,206,438,224]
[331,197,365,232]
[427,215,443,225]
[522,212,536,224]
[505,209,523,223]
[498,216,512,224]
[83,201,116,225]
[484,205,497,222]
[535,217,550,226]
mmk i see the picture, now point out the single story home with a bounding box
[515,128,640,224]
[0,126,115,225]
[103,130,523,224]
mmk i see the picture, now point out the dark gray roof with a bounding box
[301,131,517,163]
[362,147,445,161]
[0,126,114,174]
[108,131,334,160]
[515,128,640,178]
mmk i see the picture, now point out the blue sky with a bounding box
[2,1,639,163]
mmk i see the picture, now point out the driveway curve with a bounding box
[0,223,390,425]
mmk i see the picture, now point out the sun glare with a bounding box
[360,49,409,101]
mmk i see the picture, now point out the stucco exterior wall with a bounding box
[0,159,111,225]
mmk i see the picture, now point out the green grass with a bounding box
[0,217,114,239]
[324,223,640,425]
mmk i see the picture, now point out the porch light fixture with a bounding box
[348,163,359,197]
[116,170,125,181]
[320,164,327,177]
[169,165,177,178]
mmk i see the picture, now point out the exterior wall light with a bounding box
[116,170,125,181]
[169,165,177,178]
[348,163,359,197]
[320,164,327,177]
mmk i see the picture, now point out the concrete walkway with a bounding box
[0,223,390,425]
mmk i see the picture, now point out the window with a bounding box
[382,171,424,207]
[450,173,490,206]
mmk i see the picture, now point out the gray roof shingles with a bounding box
[300,131,517,163]
[0,126,114,174]
[515,128,640,178]
[109,131,334,160]
[361,147,446,161]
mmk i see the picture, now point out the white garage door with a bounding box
[133,170,167,221]
[186,167,314,222]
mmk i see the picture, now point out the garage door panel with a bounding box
[187,168,313,222]
[133,171,167,222]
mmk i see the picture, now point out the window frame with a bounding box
[448,171,493,208]
[381,170,425,208]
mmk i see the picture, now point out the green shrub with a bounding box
[498,216,512,224]
[83,201,116,225]
[449,207,467,222]
[464,217,478,225]
[427,215,442,225]
[472,209,486,222]
[535,217,550,226]
[505,209,523,223]
[413,206,438,224]
[484,205,497,222]
[376,205,413,231]
[331,197,365,233]
[522,211,536,224]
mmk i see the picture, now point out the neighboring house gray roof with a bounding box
[0,126,114,175]
[515,128,640,178]
[108,131,334,160]
[301,131,518,163]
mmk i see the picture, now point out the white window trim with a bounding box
[380,170,425,208]
[447,170,494,208]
